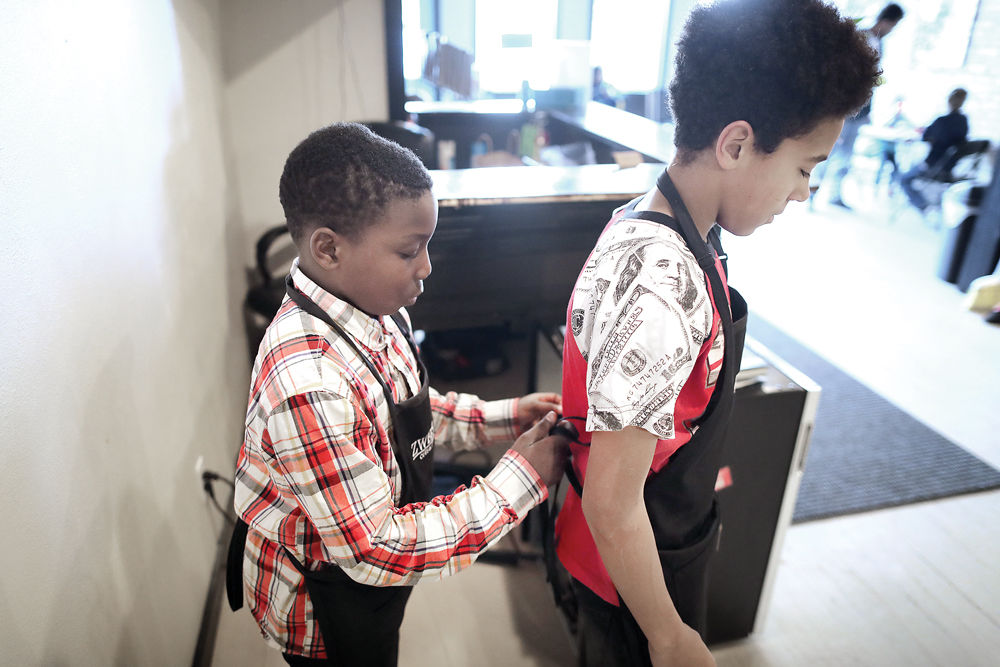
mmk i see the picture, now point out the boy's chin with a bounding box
[718,221,759,237]
[382,294,420,315]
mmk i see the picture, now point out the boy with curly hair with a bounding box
[229,123,569,665]
[553,1,881,665]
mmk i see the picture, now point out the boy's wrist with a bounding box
[485,450,546,520]
[481,397,519,442]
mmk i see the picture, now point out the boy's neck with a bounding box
[645,161,720,241]
[297,256,379,320]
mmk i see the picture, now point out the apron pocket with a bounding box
[655,505,720,636]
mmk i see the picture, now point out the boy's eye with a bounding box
[800,169,811,178]
[398,248,420,259]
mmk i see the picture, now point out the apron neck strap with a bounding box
[652,169,734,424]
[283,276,426,406]
[655,169,717,274]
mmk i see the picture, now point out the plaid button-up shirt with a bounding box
[234,260,545,658]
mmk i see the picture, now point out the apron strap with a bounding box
[283,273,436,496]
[618,169,734,426]
[225,518,249,611]
[654,169,718,274]
[284,276,426,407]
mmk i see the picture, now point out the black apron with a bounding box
[620,169,748,635]
[549,169,748,639]
[226,276,436,665]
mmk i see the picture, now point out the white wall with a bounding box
[0,0,249,663]
[220,0,389,252]
[0,0,392,661]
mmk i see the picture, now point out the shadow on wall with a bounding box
[220,0,345,82]
[34,347,190,664]
[34,278,243,665]
[0,582,30,665]
[172,0,252,379]
[50,3,248,663]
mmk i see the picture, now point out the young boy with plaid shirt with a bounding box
[230,123,569,665]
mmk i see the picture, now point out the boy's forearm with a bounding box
[328,450,543,585]
[429,388,517,450]
[588,497,687,651]
[583,427,688,653]
[266,392,538,584]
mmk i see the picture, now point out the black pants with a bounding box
[571,515,717,667]
[282,653,329,666]
[572,580,652,667]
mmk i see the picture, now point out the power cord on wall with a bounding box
[192,470,237,667]
[201,470,236,525]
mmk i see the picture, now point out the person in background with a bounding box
[228,123,570,666]
[874,96,916,191]
[552,1,880,666]
[899,87,970,212]
[821,2,904,209]
[592,66,619,107]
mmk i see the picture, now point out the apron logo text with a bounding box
[410,433,434,461]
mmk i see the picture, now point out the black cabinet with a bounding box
[706,342,819,645]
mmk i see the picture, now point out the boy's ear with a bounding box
[308,227,341,270]
[715,121,755,169]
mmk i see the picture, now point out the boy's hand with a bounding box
[649,625,715,667]
[509,411,570,490]
[516,392,562,433]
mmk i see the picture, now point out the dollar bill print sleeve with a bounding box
[571,222,714,440]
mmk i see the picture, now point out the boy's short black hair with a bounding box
[669,0,881,159]
[877,3,904,23]
[279,123,433,243]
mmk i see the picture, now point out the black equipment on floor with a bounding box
[955,149,1000,292]
[937,182,984,284]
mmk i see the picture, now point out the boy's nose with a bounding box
[790,180,811,203]
[416,250,432,280]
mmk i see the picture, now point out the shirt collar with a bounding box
[289,258,391,352]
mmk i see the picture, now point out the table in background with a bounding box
[858,123,925,176]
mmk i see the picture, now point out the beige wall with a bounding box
[0,0,248,662]
[220,0,389,256]
[0,0,391,662]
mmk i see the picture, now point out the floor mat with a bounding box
[748,314,1000,522]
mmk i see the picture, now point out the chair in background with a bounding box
[243,225,294,362]
[363,120,436,170]
[910,139,992,221]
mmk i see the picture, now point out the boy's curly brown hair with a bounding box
[669,0,881,158]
